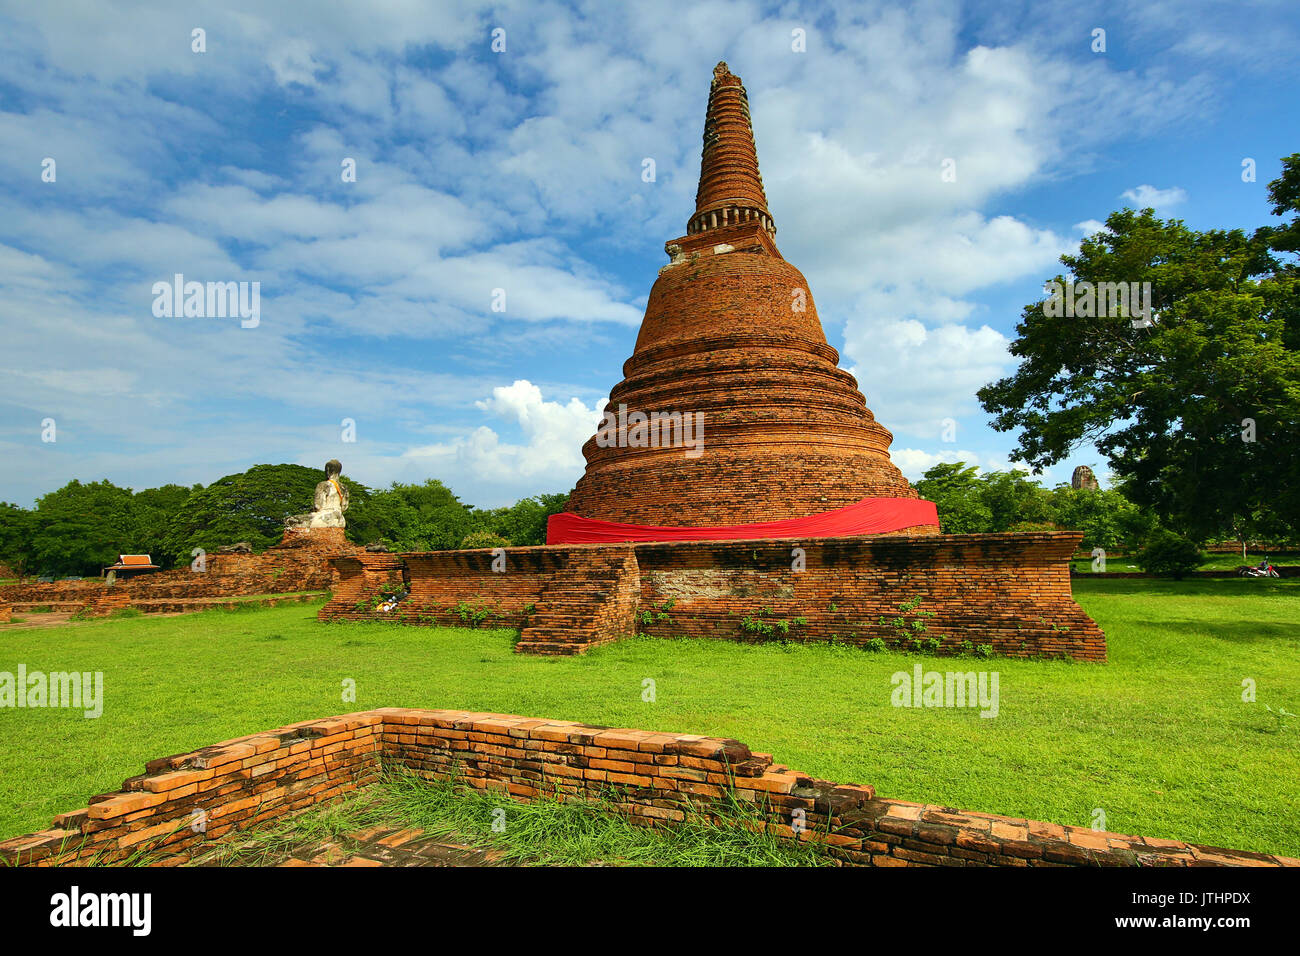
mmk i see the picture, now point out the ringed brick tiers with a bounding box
[320,532,1105,661]
[2,708,1291,867]
[561,62,937,534]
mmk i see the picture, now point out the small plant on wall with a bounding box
[738,607,807,640]
[638,598,675,627]
[878,594,938,649]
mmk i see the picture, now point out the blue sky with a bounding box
[1,0,1297,509]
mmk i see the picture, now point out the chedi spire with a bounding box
[689,62,775,238]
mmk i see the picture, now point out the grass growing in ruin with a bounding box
[190,766,830,867]
[1,577,1298,858]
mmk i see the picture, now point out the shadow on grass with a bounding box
[1072,578,1299,598]
[1141,618,1298,646]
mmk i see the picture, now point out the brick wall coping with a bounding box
[2,708,1293,868]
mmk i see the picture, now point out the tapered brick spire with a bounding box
[559,60,934,535]
[688,62,775,238]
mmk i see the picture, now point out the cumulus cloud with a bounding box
[845,320,1011,439]
[396,380,605,504]
[1121,184,1189,209]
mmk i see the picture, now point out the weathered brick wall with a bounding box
[0,714,382,866]
[3,708,1290,867]
[0,531,359,613]
[634,533,1105,660]
[322,533,1105,661]
[323,549,548,628]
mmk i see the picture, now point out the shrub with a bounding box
[1135,531,1206,579]
[459,531,511,550]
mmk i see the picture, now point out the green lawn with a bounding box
[1070,551,1299,573]
[2,578,1298,857]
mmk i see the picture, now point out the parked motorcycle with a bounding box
[1237,559,1280,578]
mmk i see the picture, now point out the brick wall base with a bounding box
[0,528,361,617]
[1,708,1289,867]
[319,532,1106,661]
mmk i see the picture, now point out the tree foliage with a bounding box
[1135,530,1206,579]
[978,153,1300,543]
[160,464,369,563]
[916,462,1156,551]
[28,480,137,577]
[5,463,571,572]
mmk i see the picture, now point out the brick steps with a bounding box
[515,548,640,655]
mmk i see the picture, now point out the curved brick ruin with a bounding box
[2,708,1292,868]
[564,62,934,532]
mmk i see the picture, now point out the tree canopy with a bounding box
[0,463,574,577]
[161,464,371,563]
[978,153,1300,543]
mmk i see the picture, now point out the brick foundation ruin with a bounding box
[319,532,1105,660]
[1,708,1290,867]
[0,527,359,619]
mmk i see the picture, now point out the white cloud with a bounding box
[846,320,1011,439]
[1121,184,1189,209]
[395,380,606,504]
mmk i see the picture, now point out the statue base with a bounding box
[278,526,349,550]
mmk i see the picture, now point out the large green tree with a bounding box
[1048,485,1147,552]
[360,479,474,551]
[29,480,137,576]
[129,484,198,567]
[978,154,1300,542]
[0,502,34,578]
[469,492,571,547]
[161,464,371,563]
[915,463,994,534]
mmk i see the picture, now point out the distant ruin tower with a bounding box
[557,62,937,536]
[1071,466,1100,491]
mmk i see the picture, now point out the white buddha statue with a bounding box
[285,459,349,530]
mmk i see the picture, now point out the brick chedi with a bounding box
[321,61,1102,662]
[557,62,938,539]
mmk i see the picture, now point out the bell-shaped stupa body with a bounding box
[558,63,937,539]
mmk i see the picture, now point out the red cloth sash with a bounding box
[547,497,939,544]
